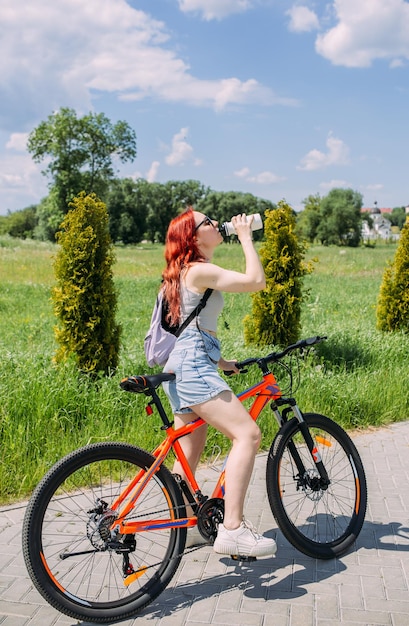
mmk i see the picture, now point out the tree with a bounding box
[108,178,209,244]
[27,108,137,217]
[244,200,312,347]
[389,206,407,230]
[52,192,121,375]
[107,178,147,244]
[166,179,209,211]
[33,187,64,241]
[376,217,409,332]
[1,205,37,239]
[317,188,363,246]
[144,182,174,243]
[296,193,321,242]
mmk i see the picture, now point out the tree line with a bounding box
[0,107,406,246]
[297,191,406,246]
[0,179,274,243]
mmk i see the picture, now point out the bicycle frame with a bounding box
[22,333,367,624]
[112,371,283,536]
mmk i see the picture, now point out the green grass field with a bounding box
[0,235,407,503]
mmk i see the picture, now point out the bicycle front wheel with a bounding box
[22,442,186,623]
[266,413,367,559]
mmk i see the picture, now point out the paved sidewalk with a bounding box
[1,421,409,626]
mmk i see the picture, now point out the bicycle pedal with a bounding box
[230,554,257,562]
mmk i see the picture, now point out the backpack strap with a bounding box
[174,288,213,338]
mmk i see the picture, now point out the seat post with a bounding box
[150,388,173,429]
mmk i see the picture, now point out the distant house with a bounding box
[361,203,393,240]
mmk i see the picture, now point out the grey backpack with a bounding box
[144,288,213,367]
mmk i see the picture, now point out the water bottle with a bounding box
[219,213,263,237]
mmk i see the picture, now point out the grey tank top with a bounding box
[180,284,224,333]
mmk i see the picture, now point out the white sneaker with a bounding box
[213,520,277,558]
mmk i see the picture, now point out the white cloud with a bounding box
[6,133,29,151]
[0,0,291,135]
[363,183,384,192]
[131,160,161,182]
[234,167,251,179]
[390,58,405,68]
[165,128,202,167]
[315,0,409,67]
[319,179,350,190]
[146,161,160,182]
[0,151,46,208]
[367,183,384,190]
[234,167,285,184]
[178,0,252,21]
[121,76,297,110]
[298,134,350,170]
[287,6,320,33]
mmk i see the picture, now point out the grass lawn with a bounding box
[0,236,407,503]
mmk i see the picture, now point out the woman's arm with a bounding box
[189,215,266,293]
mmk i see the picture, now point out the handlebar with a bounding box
[223,335,327,376]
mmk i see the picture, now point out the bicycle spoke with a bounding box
[23,443,186,622]
[267,413,367,558]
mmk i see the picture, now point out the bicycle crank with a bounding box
[197,498,224,543]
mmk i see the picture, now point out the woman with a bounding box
[162,208,276,558]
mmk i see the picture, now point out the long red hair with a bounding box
[162,207,206,326]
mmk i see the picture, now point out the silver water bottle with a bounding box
[219,213,263,237]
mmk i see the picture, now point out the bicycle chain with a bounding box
[117,505,211,576]
[120,532,207,578]
[119,503,185,522]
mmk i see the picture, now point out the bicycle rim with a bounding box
[22,442,186,623]
[267,413,367,559]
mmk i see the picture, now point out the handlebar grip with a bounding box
[304,335,327,346]
[223,361,250,376]
[223,364,239,377]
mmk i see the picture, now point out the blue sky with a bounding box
[1,0,408,215]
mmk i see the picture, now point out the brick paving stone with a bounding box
[340,584,365,611]
[290,603,315,626]
[213,609,262,625]
[315,593,339,621]
[1,421,409,625]
[392,615,409,626]
[1,618,33,626]
[341,607,391,624]
[0,603,36,619]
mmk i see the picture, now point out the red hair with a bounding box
[162,207,206,325]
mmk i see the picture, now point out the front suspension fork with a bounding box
[272,399,330,487]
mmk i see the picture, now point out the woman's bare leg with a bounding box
[172,412,207,516]
[191,390,261,530]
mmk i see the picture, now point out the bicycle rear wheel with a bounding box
[22,442,186,623]
[266,413,367,559]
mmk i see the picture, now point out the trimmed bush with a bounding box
[244,201,312,347]
[376,217,409,332]
[52,192,121,374]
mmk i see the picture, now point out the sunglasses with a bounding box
[195,215,214,231]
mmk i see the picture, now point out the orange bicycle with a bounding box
[22,336,367,623]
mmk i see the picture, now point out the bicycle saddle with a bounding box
[120,373,176,394]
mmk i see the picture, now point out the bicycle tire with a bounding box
[22,442,186,623]
[266,413,367,559]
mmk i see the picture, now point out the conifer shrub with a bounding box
[376,217,409,332]
[244,200,312,347]
[52,192,121,374]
